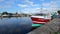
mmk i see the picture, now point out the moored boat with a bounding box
[31,13,52,24]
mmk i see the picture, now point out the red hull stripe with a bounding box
[33,21,46,23]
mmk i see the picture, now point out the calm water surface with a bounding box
[0,17,32,34]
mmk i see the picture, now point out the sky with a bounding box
[0,0,60,14]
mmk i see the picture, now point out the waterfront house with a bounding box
[2,14,9,17]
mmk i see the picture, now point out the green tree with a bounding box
[57,10,60,15]
[2,12,8,15]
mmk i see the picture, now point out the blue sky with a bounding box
[0,0,60,13]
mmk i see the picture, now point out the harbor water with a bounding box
[0,17,33,34]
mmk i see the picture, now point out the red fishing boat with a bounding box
[31,13,52,24]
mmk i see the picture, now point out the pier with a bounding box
[28,18,60,34]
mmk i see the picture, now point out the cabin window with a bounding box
[34,14,47,16]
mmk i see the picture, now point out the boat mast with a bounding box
[40,0,44,14]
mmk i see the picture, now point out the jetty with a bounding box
[28,18,60,34]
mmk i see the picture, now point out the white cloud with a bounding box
[24,0,34,5]
[23,8,40,14]
[24,0,38,6]
[36,8,41,10]
[21,0,60,14]
[23,8,49,14]
[22,0,60,14]
[41,1,59,12]
[42,3,50,7]
[32,4,40,6]
[22,0,41,7]
[22,7,59,14]
[18,4,29,8]
[50,1,59,12]
[42,1,56,7]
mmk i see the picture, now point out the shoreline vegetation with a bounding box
[0,14,31,17]
[0,12,31,17]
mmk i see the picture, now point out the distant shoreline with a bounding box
[0,16,30,17]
